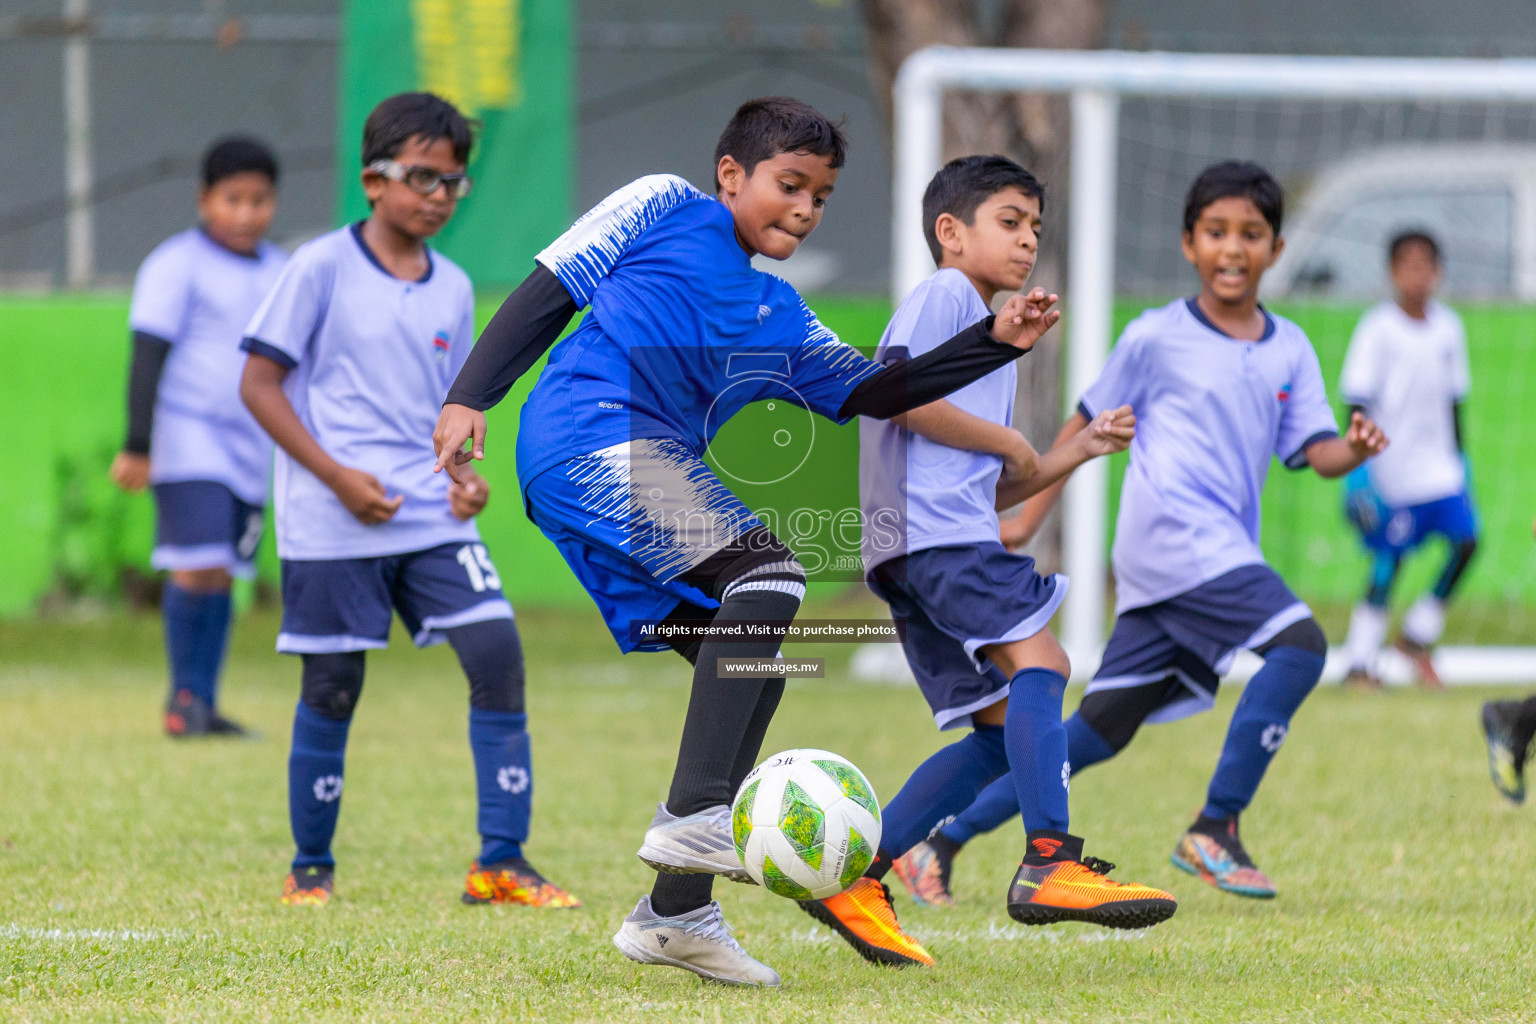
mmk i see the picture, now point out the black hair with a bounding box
[921,154,1045,264]
[362,92,475,167]
[713,97,847,191]
[201,136,278,188]
[1183,160,1284,237]
[1389,229,1441,265]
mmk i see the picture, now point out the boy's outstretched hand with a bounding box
[989,288,1061,351]
[1344,410,1389,459]
[1077,405,1136,457]
[433,403,486,485]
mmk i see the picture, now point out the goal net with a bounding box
[887,50,1536,683]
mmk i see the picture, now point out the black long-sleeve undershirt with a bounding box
[443,264,1028,423]
[124,330,172,454]
[445,264,580,411]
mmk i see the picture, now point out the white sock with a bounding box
[1344,603,1388,673]
[1402,596,1446,647]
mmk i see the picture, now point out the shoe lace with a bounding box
[1082,856,1117,876]
[682,906,747,953]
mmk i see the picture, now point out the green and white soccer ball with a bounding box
[731,748,881,901]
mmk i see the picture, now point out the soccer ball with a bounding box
[731,748,881,901]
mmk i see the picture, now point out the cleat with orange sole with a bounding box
[281,865,334,906]
[462,858,581,908]
[1007,832,1177,929]
[797,877,935,967]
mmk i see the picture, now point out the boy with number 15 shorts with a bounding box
[239,93,576,910]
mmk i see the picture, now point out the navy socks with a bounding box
[162,583,231,708]
[469,708,531,865]
[1065,712,1116,774]
[1202,645,1324,820]
[1004,668,1071,833]
[877,724,1008,859]
[288,703,351,869]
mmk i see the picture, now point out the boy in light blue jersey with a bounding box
[239,93,577,911]
[110,137,286,738]
[435,100,1059,986]
[800,155,1173,968]
[899,162,1389,905]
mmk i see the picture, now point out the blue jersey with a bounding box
[859,268,1011,572]
[129,228,286,504]
[240,224,479,561]
[516,175,882,486]
[1080,299,1339,613]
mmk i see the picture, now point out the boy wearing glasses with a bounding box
[240,93,577,909]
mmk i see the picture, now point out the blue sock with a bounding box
[1202,646,1324,820]
[161,584,232,708]
[1065,713,1116,774]
[289,703,351,869]
[879,724,1007,857]
[470,709,530,865]
[938,773,1018,845]
[1004,668,1070,833]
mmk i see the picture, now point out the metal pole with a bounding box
[891,55,942,302]
[1061,87,1119,672]
[63,0,93,289]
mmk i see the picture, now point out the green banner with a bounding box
[337,0,571,287]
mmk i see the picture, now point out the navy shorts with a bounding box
[870,542,1068,731]
[1346,476,1479,555]
[1086,564,1311,723]
[152,480,264,577]
[277,542,514,654]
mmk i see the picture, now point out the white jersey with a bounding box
[859,268,1013,572]
[129,228,286,505]
[1339,300,1469,508]
[241,224,479,561]
[1081,299,1340,613]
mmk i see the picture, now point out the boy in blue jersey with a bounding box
[1339,231,1478,689]
[800,155,1174,969]
[110,137,286,738]
[895,162,1388,905]
[239,93,578,911]
[434,99,1059,987]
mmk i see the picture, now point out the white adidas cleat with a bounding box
[637,802,753,883]
[612,896,781,987]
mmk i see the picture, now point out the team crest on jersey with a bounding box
[432,330,451,362]
[1277,382,1292,402]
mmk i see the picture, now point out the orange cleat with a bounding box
[1007,832,1176,929]
[462,858,581,908]
[797,877,935,967]
[281,865,334,906]
[1394,636,1443,690]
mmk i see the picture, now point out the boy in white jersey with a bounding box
[239,93,577,910]
[1340,231,1478,688]
[912,162,1388,903]
[799,155,1172,968]
[110,137,286,738]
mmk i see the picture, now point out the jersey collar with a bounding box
[1184,297,1275,342]
[350,221,434,283]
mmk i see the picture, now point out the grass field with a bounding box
[3,597,1534,1023]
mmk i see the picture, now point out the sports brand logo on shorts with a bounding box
[432,329,451,362]
[497,765,530,794]
[1277,381,1292,402]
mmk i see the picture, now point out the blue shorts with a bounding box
[869,542,1068,731]
[1086,564,1311,724]
[152,480,264,577]
[522,438,761,653]
[1345,474,1478,554]
[277,542,514,654]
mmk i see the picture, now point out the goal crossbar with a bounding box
[892,48,1536,676]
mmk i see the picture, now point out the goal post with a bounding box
[890,48,1536,678]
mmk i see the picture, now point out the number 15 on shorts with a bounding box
[457,544,503,592]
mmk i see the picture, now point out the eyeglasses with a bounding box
[367,160,474,200]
